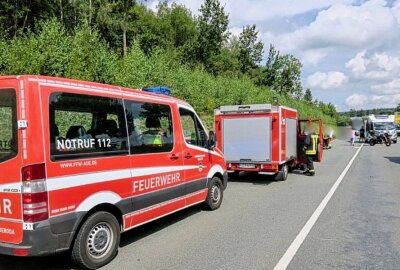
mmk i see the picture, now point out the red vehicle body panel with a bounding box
[215,104,323,175]
[0,75,227,256]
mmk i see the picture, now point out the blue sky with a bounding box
[147,0,400,111]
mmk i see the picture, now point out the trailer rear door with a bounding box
[223,117,271,162]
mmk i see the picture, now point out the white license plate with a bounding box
[237,163,256,168]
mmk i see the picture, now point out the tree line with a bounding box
[0,0,338,126]
[336,105,400,126]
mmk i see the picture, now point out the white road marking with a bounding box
[273,143,364,270]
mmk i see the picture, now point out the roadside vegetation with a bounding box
[0,0,338,127]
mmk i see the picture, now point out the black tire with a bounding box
[369,140,375,146]
[204,176,224,210]
[275,163,289,181]
[385,140,391,146]
[71,211,120,269]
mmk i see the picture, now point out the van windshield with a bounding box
[0,89,17,163]
[374,122,395,130]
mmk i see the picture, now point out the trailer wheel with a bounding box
[71,211,120,269]
[204,176,224,210]
[275,163,289,181]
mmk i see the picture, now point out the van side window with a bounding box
[124,100,174,154]
[49,92,128,161]
[179,108,208,148]
[0,89,17,163]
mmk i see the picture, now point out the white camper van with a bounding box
[366,114,397,143]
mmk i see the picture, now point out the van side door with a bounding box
[178,107,210,205]
[124,100,185,229]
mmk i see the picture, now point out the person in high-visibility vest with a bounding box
[303,132,319,176]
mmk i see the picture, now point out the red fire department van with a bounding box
[0,75,227,269]
[214,104,323,181]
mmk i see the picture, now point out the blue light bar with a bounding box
[142,86,171,96]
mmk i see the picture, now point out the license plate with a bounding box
[237,163,256,168]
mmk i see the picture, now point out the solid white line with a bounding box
[273,143,364,270]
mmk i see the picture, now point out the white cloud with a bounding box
[344,92,400,109]
[371,79,400,95]
[370,94,400,107]
[298,0,399,49]
[346,50,400,82]
[224,0,353,24]
[307,71,347,90]
[300,50,327,67]
[266,0,400,54]
[345,94,368,108]
[228,26,242,37]
[147,0,353,22]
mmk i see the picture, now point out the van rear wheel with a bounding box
[71,211,120,269]
[204,176,223,210]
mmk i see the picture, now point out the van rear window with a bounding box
[0,89,17,163]
[49,92,128,161]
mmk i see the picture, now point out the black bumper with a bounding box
[0,212,83,256]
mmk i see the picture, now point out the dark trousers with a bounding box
[306,155,315,172]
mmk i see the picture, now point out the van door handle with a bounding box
[184,153,192,159]
[170,154,179,160]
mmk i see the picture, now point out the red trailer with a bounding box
[214,104,324,181]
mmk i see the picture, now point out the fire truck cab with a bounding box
[214,104,323,181]
[0,75,227,269]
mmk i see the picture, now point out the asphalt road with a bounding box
[1,139,399,270]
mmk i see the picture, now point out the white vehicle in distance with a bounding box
[366,114,397,144]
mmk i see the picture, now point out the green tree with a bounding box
[303,88,313,103]
[0,0,55,38]
[259,44,303,97]
[336,114,351,126]
[277,54,303,97]
[97,0,137,57]
[326,102,337,117]
[237,24,264,73]
[157,3,197,49]
[258,44,279,87]
[207,48,241,76]
[196,0,229,69]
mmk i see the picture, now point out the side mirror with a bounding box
[208,130,216,149]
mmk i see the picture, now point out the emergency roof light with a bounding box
[142,86,171,96]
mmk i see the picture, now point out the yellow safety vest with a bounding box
[153,135,162,146]
[143,134,163,146]
[306,134,319,155]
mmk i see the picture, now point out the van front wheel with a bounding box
[71,211,120,269]
[204,177,223,210]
